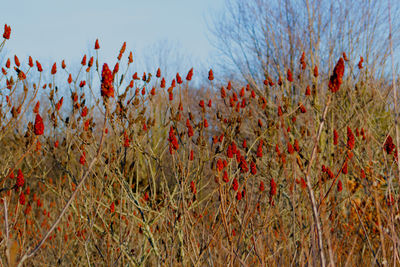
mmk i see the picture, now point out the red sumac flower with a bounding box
[239,157,248,173]
[384,135,395,155]
[113,62,119,75]
[240,87,245,97]
[9,170,14,179]
[81,55,87,66]
[95,39,100,49]
[220,86,226,98]
[28,56,33,67]
[343,52,349,61]
[190,181,196,194]
[288,143,294,154]
[232,178,239,191]
[36,60,43,72]
[186,68,193,81]
[128,51,133,63]
[314,65,319,77]
[342,161,348,174]
[360,169,366,179]
[79,152,86,165]
[117,42,126,61]
[250,161,257,175]
[33,101,40,113]
[15,169,24,189]
[143,191,149,201]
[204,119,209,128]
[328,58,345,93]
[299,103,306,113]
[3,24,11,39]
[278,106,283,117]
[242,139,247,148]
[227,81,232,90]
[199,100,205,108]
[101,63,114,98]
[347,126,355,150]
[294,139,300,152]
[88,56,94,67]
[56,97,63,111]
[208,69,214,81]
[305,85,311,96]
[14,55,20,67]
[51,63,57,75]
[19,192,26,205]
[110,202,115,213]
[337,180,343,192]
[257,141,263,158]
[81,106,88,117]
[176,73,182,84]
[223,171,229,183]
[296,177,307,189]
[259,181,265,192]
[333,129,339,145]
[34,114,44,135]
[300,52,306,70]
[358,56,364,69]
[270,178,277,197]
[287,69,293,82]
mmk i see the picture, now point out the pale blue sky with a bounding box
[1,0,225,75]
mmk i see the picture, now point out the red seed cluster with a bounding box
[168,126,179,154]
[34,114,44,135]
[3,24,11,39]
[101,63,114,98]
[347,126,355,150]
[208,69,214,81]
[15,169,24,189]
[328,58,345,93]
[322,165,334,179]
[51,63,57,75]
[384,135,395,155]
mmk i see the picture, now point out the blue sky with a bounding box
[1,0,225,76]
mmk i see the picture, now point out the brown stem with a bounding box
[304,94,332,267]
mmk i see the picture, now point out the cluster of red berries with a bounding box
[101,63,114,98]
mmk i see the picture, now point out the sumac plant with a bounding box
[0,24,398,266]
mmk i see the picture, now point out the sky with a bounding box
[1,0,225,77]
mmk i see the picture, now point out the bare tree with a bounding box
[209,0,400,93]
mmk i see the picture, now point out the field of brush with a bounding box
[0,24,399,266]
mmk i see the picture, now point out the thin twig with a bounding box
[304,94,332,267]
[3,198,10,265]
